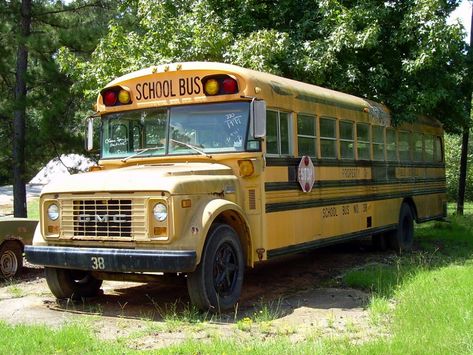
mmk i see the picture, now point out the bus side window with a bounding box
[266,110,292,156]
[297,113,317,157]
[320,117,337,159]
[266,110,278,154]
[398,131,411,161]
[386,128,397,161]
[424,135,434,161]
[434,136,443,162]
[357,123,370,160]
[372,126,385,161]
[339,120,354,159]
[280,112,291,155]
[414,132,423,161]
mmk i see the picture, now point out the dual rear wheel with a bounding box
[372,202,414,253]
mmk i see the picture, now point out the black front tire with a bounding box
[388,203,414,254]
[45,267,103,299]
[0,241,23,279]
[187,224,244,312]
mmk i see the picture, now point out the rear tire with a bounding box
[0,241,23,279]
[45,267,103,299]
[388,203,414,254]
[187,224,244,312]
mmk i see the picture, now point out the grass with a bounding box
[7,284,24,298]
[146,297,209,332]
[0,321,131,354]
[2,208,473,353]
[27,197,39,219]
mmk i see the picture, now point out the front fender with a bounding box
[185,198,251,265]
[32,223,47,246]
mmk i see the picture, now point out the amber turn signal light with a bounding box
[238,160,254,177]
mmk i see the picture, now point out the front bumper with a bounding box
[24,246,197,273]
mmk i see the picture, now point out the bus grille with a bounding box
[60,198,146,239]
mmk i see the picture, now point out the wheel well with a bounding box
[402,197,418,222]
[213,210,251,266]
[1,239,24,251]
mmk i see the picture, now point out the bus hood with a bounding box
[41,162,237,195]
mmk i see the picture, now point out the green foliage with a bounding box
[57,0,469,132]
[0,0,119,185]
[445,132,473,201]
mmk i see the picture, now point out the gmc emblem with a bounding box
[78,214,128,223]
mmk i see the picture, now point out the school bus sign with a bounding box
[135,76,203,101]
[298,156,315,193]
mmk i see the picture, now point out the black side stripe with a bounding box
[265,177,446,192]
[267,224,397,259]
[266,157,445,169]
[265,188,446,213]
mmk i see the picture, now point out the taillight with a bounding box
[202,75,239,96]
[101,86,132,106]
[103,91,117,106]
[222,78,237,93]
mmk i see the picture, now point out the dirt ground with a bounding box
[0,240,392,350]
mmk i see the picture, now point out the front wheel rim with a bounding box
[213,242,239,297]
[1,250,18,278]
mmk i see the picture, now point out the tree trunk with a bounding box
[457,127,469,215]
[13,0,32,218]
[457,3,473,216]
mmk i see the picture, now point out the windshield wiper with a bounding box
[121,146,163,162]
[170,139,211,158]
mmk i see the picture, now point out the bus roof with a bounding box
[100,62,441,128]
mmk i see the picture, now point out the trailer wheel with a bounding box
[388,203,414,254]
[0,241,23,279]
[187,224,244,312]
[45,267,103,299]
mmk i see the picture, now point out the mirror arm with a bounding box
[85,113,99,152]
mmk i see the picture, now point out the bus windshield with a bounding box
[101,101,257,159]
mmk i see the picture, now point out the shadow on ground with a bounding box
[39,239,383,323]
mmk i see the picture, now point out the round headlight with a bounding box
[47,204,59,221]
[153,203,167,222]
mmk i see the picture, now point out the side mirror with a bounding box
[85,116,95,151]
[252,100,266,138]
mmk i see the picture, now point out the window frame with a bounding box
[319,117,338,159]
[372,125,385,161]
[356,122,371,160]
[398,130,412,161]
[386,128,397,161]
[413,132,424,162]
[339,120,355,160]
[265,109,293,157]
[297,113,317,157]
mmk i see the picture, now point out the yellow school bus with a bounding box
[25,62,446,311]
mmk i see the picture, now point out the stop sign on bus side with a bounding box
[298,156,315,193]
